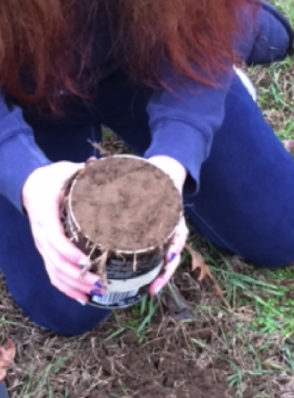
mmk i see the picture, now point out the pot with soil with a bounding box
[62,155,183,310]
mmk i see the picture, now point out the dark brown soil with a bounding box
[96,329,231,398]
[70,156,182,251]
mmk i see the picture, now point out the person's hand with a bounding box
[22,161,102,305]
[146,156,189,295]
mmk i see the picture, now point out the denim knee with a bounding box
[16,293,111,336]
[185,204,294,269]
[236,227,294,269]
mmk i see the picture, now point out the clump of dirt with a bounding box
[69,156,182,251]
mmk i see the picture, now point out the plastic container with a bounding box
[64,155,182,309]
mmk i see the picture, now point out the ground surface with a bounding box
[1,1,294,397]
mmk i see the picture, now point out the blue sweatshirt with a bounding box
[0,3,290,212]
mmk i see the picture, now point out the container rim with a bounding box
[67,154,183,255]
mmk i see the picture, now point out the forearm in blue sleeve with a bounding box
[0,98,51,211]
[144,68,233,196]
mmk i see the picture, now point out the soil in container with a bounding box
[63,155,183,309]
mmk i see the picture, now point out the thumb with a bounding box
[149,217,188,295]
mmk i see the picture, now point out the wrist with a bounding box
[22,166,47,211]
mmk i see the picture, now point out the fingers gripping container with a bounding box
[63,155,182,310]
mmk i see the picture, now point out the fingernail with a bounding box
[90,289,103,298]
[168,252,177,263]
[78,259,89,269]
[76,299,86,306]
[154,286,162,295]
[94,281,104,289]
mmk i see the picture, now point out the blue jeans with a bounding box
[1,71,294,335]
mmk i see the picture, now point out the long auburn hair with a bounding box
[0,0,254,111]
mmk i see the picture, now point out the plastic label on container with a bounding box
[91,289,139,307]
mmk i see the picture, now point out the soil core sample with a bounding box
[63,155,183,309]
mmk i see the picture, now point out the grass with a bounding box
[1,1,294,397]
[177,231,294,397]
[105,295,159,342]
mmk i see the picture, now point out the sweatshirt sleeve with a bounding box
[0,93,51,212]
[144,2,289,197]
[144,67,233,196]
